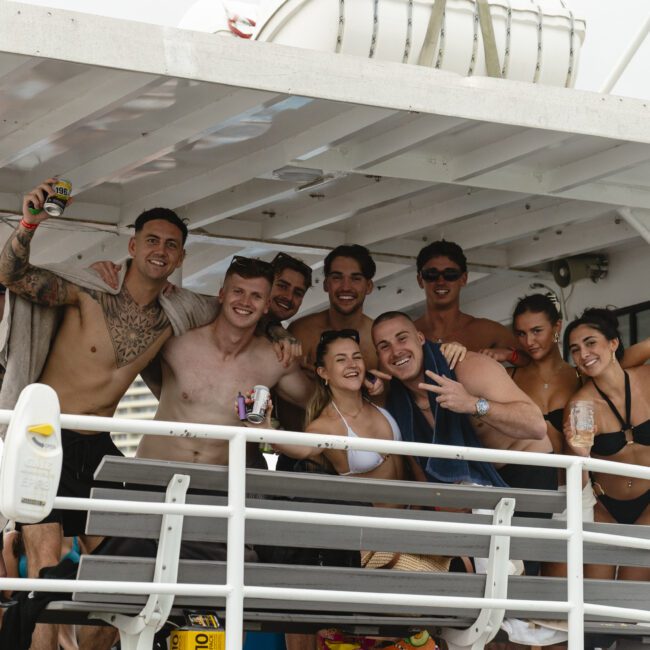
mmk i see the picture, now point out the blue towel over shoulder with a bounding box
[386,340,507,487]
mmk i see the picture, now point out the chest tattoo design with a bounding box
[97,287,169,368]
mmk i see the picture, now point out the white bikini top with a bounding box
[330,401,401,475]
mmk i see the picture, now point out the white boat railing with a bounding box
[1,409,650,650]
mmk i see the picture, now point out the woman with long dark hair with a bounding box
[565,308,650,581]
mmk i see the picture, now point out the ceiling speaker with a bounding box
[551,255,608,288]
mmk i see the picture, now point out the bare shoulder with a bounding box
[568,380,595,402]
[413,313,426,329]
[456,350,506,375]
[628,364,650,386]
[359,313,375,331]
[306,408,344,436]
[290,310,328,336]
[469,316,515,345]
[162,322,211,354]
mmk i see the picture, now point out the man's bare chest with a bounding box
[78,289,170,369]
[166,340,283,405]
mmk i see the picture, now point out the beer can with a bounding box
[246,385,270,424]
[43,179,72,217]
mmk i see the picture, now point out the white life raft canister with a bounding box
[0,384,62,524]
[255,0,586,87]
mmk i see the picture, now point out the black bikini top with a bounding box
[544,408,564,433]
[591,371,650,456]
[510,368,565,432]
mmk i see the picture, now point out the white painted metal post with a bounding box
[599,13,650,93]
[566,461,585,650]
[225,432,247,650]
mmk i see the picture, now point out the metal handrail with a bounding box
[2,410,650,650]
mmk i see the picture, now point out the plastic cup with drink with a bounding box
[568,400,596,448]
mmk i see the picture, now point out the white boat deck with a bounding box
[0,1,648,317]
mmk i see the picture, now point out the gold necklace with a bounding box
[333,401,364,418]
[535,363,564,390]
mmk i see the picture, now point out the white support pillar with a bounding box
[225,432,247,650]
[565,462,585,650]
[600,13,650,93]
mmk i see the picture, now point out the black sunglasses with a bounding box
[271,252,313,286]
[228,255,275,282]
[319,329,360,345]
[419,267,464,283]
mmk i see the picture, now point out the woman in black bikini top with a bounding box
[509,294,581,457]
[566,308,650,582]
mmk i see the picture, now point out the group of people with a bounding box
[0,178,648,650]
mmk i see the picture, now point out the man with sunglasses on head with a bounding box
[414,241,526,365]
[135,255,313,467]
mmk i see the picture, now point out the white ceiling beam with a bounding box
[0,191,120,223]
[0,68,160,167]
[29,227,113,265]
[179,180,297,229]
[68,233,132,265]
[507,216,638,267]
[308,114,465,171]
[0,52,42,81]
[368,238,510,269]
[543,143,650,193]
[2,3,649,145]
[353,188,526,247]
[122,105,394,222]
[263,178,430,240]
[437,201,612,250]
[41,87,276,194]
[617,208,650,245]
[450,130,571,182]
[181,243,242,286]
[361,153,650,211]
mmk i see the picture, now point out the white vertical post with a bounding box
[225,432,247,650]
[566,461,585,650]
[599,13,650,94]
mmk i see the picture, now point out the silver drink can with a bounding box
[43,179,72,217]
[247,385,270,424]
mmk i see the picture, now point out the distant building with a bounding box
[112,377,158,456]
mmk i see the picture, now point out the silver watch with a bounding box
[475,397,490,418]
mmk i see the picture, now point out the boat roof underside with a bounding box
[0,1,649,318]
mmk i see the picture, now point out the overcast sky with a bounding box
[15,0,650,100]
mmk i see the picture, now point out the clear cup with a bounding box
[569,400,596,448]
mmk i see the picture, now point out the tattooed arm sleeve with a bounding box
[0,224,80,306]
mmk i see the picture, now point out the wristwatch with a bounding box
[475,397,490,418]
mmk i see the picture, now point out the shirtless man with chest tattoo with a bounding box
[77,258,313,650]
[0,179,187,650]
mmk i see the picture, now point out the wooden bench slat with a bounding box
[86,488,650,567]
[94,456,565,513]
[72,557,649,621]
